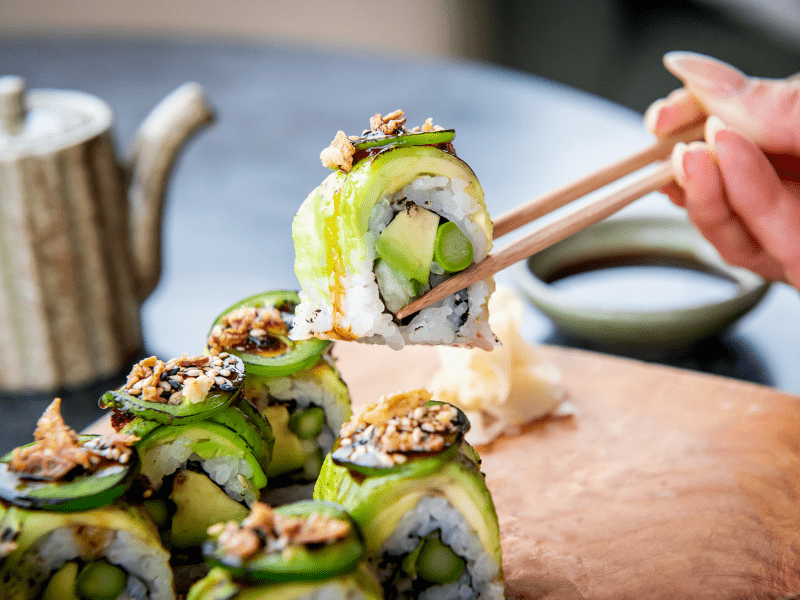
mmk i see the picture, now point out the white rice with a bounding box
[291,581,375,600]
[261,367,350,450]
[139,437,257,505]
[371,496,503,600]
[293,176,497,351]
[8,525,173,600]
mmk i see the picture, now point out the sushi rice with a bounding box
[372,496,503,600]
[139,437,258,506]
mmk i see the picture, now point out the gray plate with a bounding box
[513,217,771,355]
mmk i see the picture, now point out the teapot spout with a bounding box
[126,83,214,302]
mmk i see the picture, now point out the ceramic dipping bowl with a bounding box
[513,217,771,356]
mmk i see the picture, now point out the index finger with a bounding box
[644,88,706,138]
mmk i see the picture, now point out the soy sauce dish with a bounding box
[513,217,771,356]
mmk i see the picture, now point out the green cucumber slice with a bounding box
[99,383,241,427]
[76,560,127,600]
[0,436,139,512]
[288,407,325,440]
[204,500,364,584]
[433,222,474,272]
[330,401,469,477]
[416,535,465,584]
[209,291,330,377]
[353,129,455,151]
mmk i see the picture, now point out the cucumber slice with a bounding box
[0,436,139,512]
[330,401,469,477]
[208,291,330,378]
[352,129,455,151]
[205,501,364,584]
[99,355,245,427]
[288,407,325,440]
[433,222,473,273]
[76,560,127,600]
[416,535,465,584]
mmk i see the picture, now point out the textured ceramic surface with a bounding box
[0,76,214,391]
[514,217,771,355]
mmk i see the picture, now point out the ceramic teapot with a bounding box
[0,75,214,392]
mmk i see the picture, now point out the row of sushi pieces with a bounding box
[0,290,504,600]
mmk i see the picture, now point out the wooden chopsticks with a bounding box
[395,121,706,320]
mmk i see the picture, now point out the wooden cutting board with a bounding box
[90,342,800,599]
[331,342,800,600]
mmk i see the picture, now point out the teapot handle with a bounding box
[126,82,215,303]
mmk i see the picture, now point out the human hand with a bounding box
[643,52,800,288]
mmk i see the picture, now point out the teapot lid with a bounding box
[0,76,113,160]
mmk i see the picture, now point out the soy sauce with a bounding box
[542,253,740,311]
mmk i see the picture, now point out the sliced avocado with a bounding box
[139,421,267,490]
[170,470,249,549]
[261,405,305,477]
[376,205,440,285]
[374,259,419,314]
[41,561,80,600]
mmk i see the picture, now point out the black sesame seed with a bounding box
[160,371,169,381]
[169,380,180,390]
[219,383,236,392]
[169,367,180,376]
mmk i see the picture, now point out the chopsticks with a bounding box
[395,121,705,320]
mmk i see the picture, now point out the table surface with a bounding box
[1,35,798,451]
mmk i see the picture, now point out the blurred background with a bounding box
[1,0,799,112]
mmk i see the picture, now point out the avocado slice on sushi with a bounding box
[170,470,250,549]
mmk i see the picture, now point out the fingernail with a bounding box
[672,140,712,186]
[705,115,727,150]
[643,97,666,134]
[663,52,748,98]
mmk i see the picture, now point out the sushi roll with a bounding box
[207,291,352,493]
[292,111,497,351]
[187,500,383,600]
[314,389,504,600]
[0,399,175,600]
[100,354,273,557]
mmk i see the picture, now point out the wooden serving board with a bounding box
[332,342,800,600]
[91,342,800,599]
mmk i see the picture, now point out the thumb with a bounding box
[663,52,800,155]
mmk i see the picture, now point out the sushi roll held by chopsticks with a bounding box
[314,389,504,600]
[292,111,497,351]
[0,399,175,600]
